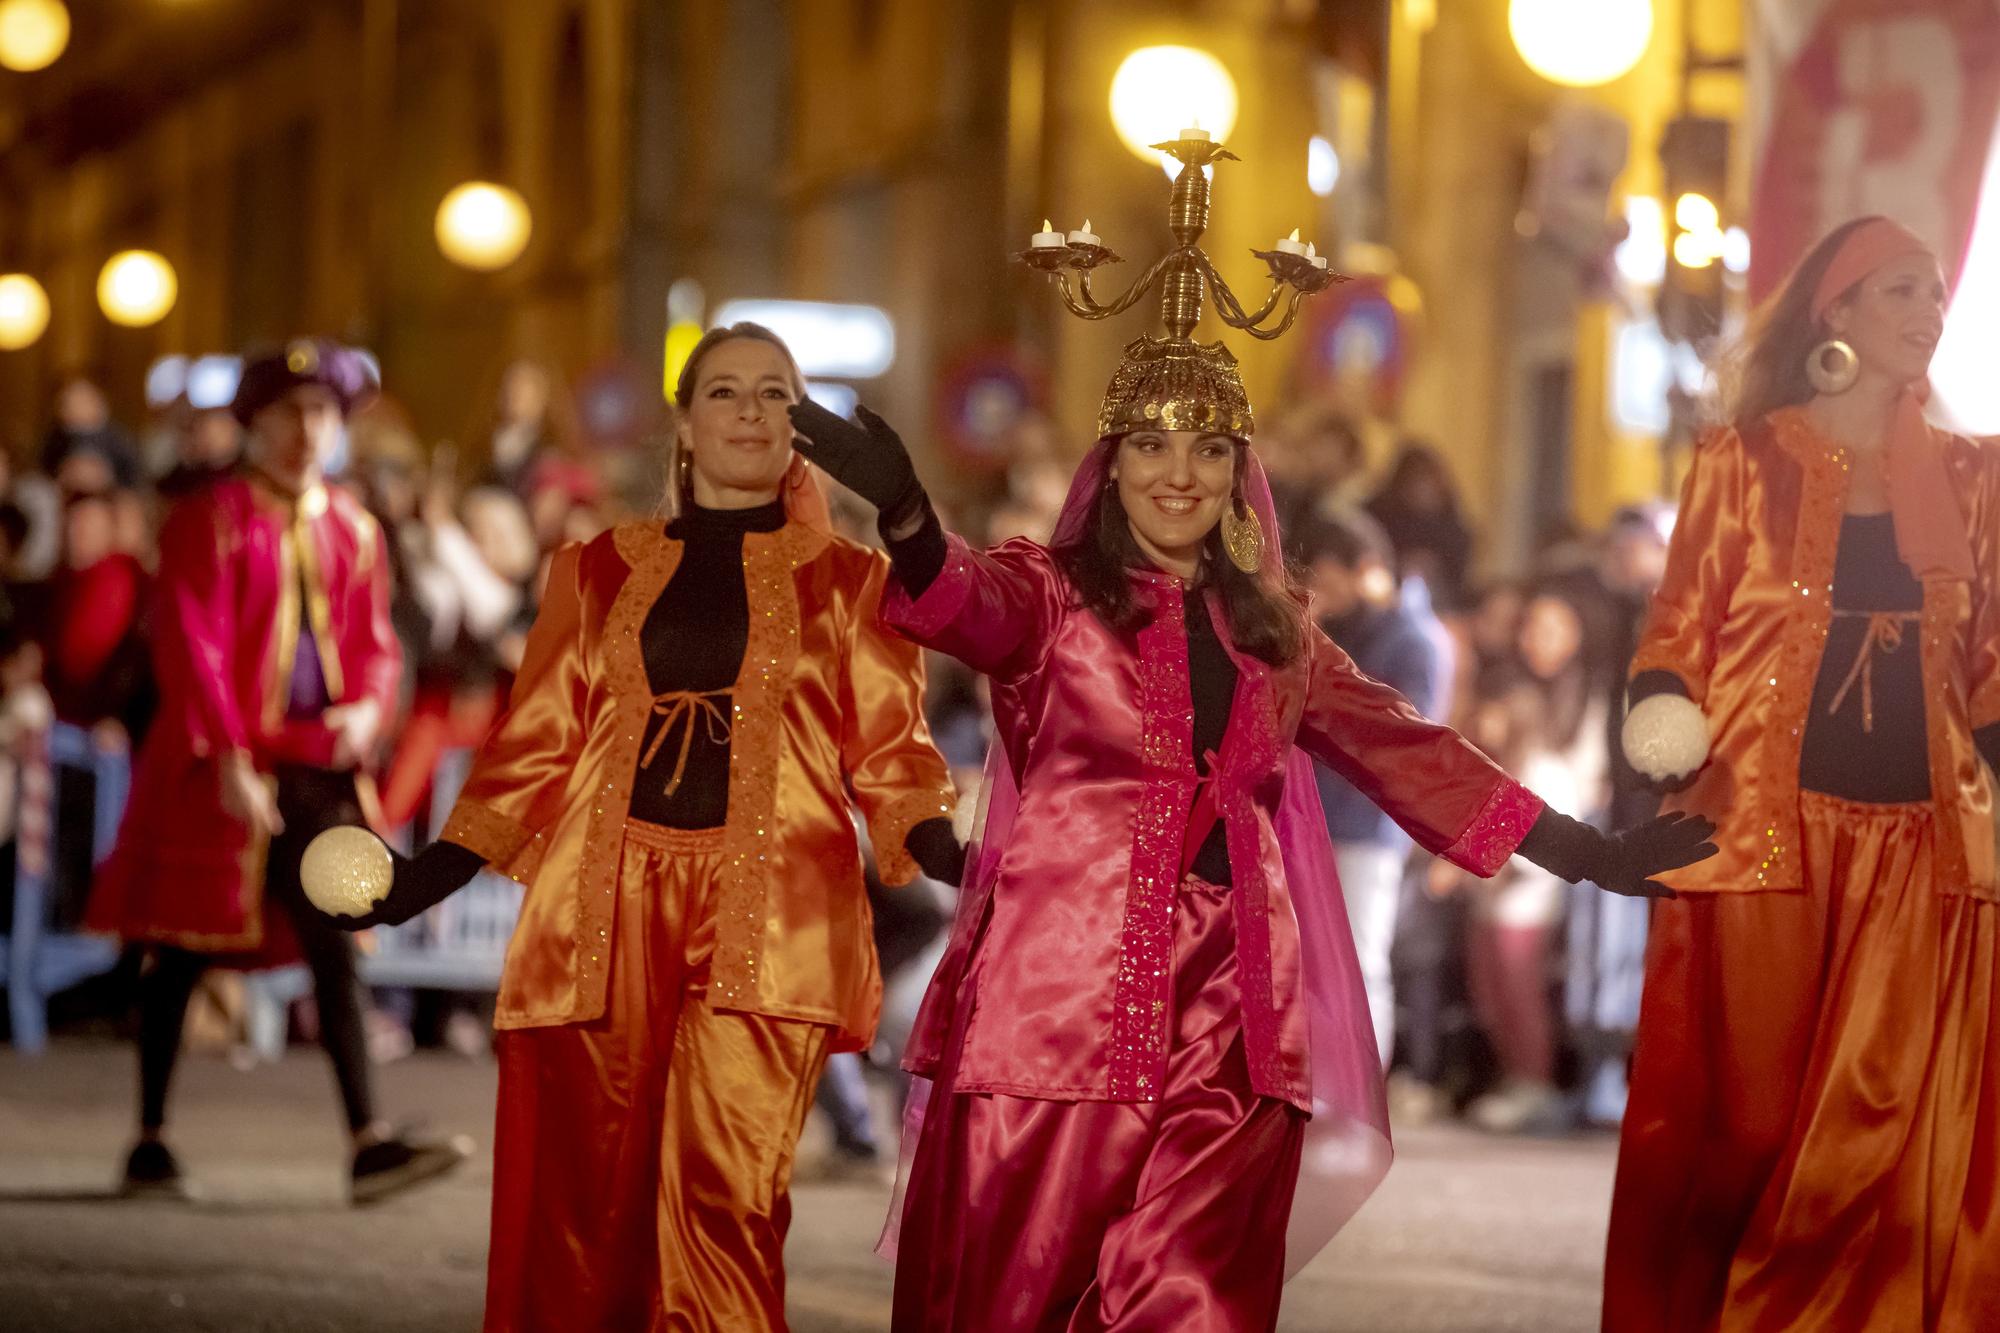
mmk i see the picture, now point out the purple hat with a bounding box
[231,338,379,426]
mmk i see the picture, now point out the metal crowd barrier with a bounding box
[0,722,125,1054]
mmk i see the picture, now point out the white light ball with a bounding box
[301,826,394,917]
[1622,693,1711,782]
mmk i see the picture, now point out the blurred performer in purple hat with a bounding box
[788,132,1716,1329]
[87,339,467,1204]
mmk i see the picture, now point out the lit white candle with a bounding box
[1275,228,1307,256]
[1067,218,1101,247]
[1030,218,1064,249]
[1311,254,1330,269]
[1179,125,1212,142]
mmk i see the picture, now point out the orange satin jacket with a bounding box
[1633,406,2000,897]
[440,519,955,1046]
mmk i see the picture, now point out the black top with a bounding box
[884,503,1234,884]
[1184,593,1236,885]
[628,498,787,828]
[1798,512,1930,803]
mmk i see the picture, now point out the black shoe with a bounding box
[830,1133,880,1165]
[120,1140,187,1199]
[350,1134,471,1206]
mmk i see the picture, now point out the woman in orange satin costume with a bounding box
[324,324,959,1331]
[1605,217,2000,1331]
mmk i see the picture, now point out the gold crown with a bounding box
[1098,336,1252,438]
[1017,136,1343,444]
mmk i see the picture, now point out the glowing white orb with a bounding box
[1621,693,1710,782]
[301,826,394,918]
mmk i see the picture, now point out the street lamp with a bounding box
[0,0,68,72]
[0,274,49,349]
[1509,0,1652,88]
[1109,46,1238,175]
[97,251,178,328]
[435,182,532,271]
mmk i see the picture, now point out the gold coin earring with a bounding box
[1806,338,1860,395]
[1219,497,1264,574]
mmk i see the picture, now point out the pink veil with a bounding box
[880,439,1393,1279]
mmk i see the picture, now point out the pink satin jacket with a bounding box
[887,536,1541,1109]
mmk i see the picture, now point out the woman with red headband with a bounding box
[1606,217,2000,1330]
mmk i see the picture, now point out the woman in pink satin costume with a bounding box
[789,337,1712,1328]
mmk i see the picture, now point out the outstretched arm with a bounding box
[1298,627,1713,896]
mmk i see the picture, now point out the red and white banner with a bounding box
[1749,0,2000,302]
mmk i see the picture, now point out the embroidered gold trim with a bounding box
[708,521,827,1010]
[294,503,345,703]
[1109,583,1196,1100]
[440,799,536,867]
[587,522,686,1012]
[870,788,958,887]
[266,520,301,735]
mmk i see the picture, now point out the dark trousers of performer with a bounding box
[894,873,1305,1332]
[1605,793,2000,1332]
[484,820,834,1333]
[138,766,374,1135]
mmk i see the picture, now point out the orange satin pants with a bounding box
[484,821,834,1332]
[1605,792,2000,1332]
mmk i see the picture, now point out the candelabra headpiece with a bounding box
[1017,133,1347,442]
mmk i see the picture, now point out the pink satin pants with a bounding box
[893,874,1307,1331]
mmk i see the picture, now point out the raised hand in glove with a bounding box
[1516,808,1718,899]
[328,840,487,931]
[904,816,967,888]
[788,400,927,530]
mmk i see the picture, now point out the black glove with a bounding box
[1516,808,1717,899]
[326,839,486,931]
[903,816,967,887]
[788,400,926,528]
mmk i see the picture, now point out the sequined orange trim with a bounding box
[584,522,687,1013]
[870,788,957,887]
[707,520,830,1013]
[1108,582,1198,1101]
[440,798,537,868]
[1748,414,1846,889]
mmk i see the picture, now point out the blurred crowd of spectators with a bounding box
[2,358,613,1058]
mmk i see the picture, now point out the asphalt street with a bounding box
[0,1041,1615,1331]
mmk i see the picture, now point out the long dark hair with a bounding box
[1053,441,1308,667]
[1713,216,1878,431]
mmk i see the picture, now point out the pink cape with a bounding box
[878,441,1392,1279]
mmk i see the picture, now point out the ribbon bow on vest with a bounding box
[641,689,733,798]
